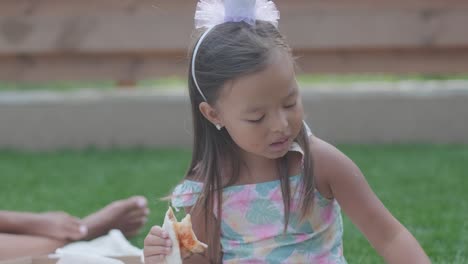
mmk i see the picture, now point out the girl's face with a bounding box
[212,51,304,160]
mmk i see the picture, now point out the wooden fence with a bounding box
[1,0,468,83]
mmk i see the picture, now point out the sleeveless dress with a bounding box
[172,124,347,263]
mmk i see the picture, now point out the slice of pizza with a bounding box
[162,207,208,264]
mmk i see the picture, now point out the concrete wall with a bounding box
[1,81,467,151]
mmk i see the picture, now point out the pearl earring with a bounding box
[215,124,222,130]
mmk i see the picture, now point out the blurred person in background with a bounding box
[0,195,149,260]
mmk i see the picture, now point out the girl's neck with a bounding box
[238,149,280,184]
[233,146,303,186]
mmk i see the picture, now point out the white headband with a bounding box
[191,0,280,102]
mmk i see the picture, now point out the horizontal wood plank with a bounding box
[1,0,467,80]
[1,5,468,54]
[1,48,467,82]
[2,0,468,16]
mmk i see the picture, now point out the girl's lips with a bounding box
[272,137,288,145]
[269,137,290,151]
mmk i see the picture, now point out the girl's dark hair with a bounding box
[186,20,314,263]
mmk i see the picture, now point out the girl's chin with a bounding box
[264,149,290,159]
[241,146,290,160]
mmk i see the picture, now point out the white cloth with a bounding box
[54,229,143,264]
[56,253,124,264]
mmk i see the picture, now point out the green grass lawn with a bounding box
[0,145,467,263]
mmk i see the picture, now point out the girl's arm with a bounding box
[310,136,430,264]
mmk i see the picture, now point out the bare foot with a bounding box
[26,212,87,241]
[82,196,149,240]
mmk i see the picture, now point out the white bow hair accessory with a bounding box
[194,0,280,29]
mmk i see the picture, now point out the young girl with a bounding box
[144,0,430,263]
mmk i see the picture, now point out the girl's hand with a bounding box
[144,225,173,264]
[31,211,88,241]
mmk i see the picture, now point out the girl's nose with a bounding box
[271,110,288,133]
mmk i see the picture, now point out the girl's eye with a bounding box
[247,116,265,123]
[285,102,297,108]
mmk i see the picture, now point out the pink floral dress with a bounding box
[172,141,347,263]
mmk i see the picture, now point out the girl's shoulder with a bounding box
[309,135,361,200]
[171,179,203,209]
